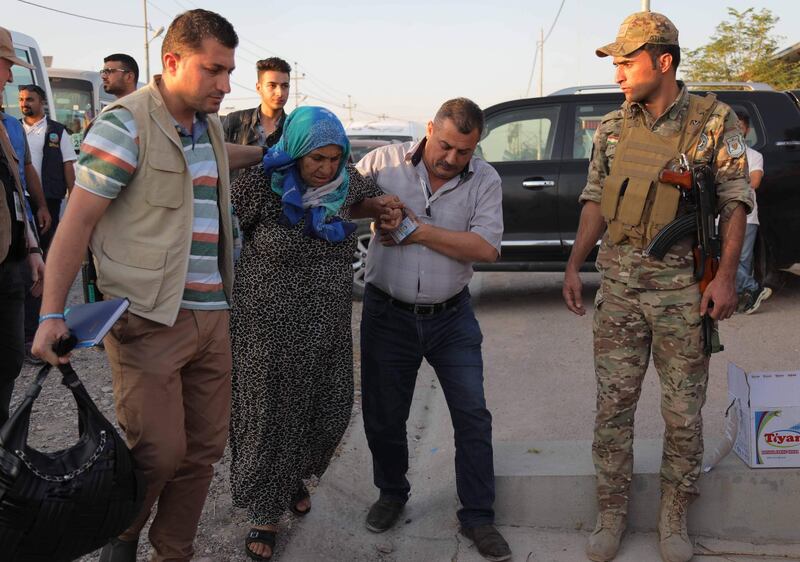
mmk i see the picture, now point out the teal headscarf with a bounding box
[262,107,354,242]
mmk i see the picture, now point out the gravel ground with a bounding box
[10,277,364,561]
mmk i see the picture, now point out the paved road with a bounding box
[280,271,800,561]
[474,271,800,443]
[16,271,799,560]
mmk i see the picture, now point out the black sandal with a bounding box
[245,528,276,561]
[289,483,311,517]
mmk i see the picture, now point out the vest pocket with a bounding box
[146,152,186,209]
[99,238,167,312]
[600,174,627,220]
[617,177,652,226]
[648,182,681,234]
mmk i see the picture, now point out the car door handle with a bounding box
[522,179,556,189]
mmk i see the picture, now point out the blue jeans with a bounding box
[360,284,495,528]
[736,223,759,294]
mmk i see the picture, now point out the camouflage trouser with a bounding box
[592,276,710,515]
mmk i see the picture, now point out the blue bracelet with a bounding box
[38,313,65,323]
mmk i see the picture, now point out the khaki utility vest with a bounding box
[0,119,28,263]
[600,93,717,248]
[90,77,234,326]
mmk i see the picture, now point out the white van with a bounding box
[3,30,55,119]
[48,68,117,151]
[346,120,426,143]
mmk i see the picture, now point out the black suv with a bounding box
[351,85,800,296]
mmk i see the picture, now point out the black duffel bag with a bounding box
[0,360,146,561]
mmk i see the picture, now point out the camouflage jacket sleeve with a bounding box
[693,100,753,219]
[579,108,623,205]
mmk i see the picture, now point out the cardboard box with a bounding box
[728,363,800,468]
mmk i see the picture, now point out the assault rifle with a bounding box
[644,161,722,355]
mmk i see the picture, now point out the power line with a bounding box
[223,88,414,123]
[144,0,350,107]
[169,0,194,12]
[17,0,149,29]
[147,0,359,110]
[305,74,349,105]
[146,0,175,21]
[35,0,386,123]
[301,91,413,122]
[525,46,540,98]
[230,33,351,100]
[543,0,567,43]
[524,0,566,97]
[240,37,283,60]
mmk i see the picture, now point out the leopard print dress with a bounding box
[229,164,380,525]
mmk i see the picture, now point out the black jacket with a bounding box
[221,105,285,148]
[222,106,286,182]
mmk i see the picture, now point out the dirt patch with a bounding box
[10,278,364,561]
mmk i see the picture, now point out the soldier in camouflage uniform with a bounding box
[561,12,752,562]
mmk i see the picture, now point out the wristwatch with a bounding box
[28,247,42,255]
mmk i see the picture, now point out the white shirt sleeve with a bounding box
[59,129,78,162]
[355,149,378,180]
[746,146,763,173]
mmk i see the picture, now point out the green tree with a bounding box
[683,7,800,90]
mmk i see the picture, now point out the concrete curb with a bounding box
[494,438,800,543]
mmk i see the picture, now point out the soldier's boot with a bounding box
[658,487,694,562]
[586,510,626,561]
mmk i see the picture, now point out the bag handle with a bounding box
[0,334,111,451]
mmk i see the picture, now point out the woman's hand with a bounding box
[379,208,422,246]
[378,207,403,231]
[373,195,404,223]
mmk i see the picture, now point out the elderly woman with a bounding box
[229,106,399,560]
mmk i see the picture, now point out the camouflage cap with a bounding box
[596,12,679,58]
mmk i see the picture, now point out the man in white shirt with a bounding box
[19,84,76,364]
[736,112,770,314]
[18,84,76,252]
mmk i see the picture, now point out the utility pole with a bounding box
[143,1,164,82]
[538,27,544,97]
[293,62,306,109]
[344,95,356,124]
[143,0,150,82]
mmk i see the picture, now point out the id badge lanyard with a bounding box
[418,175,432,217]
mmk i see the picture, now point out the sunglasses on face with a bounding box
[100,68,130,76]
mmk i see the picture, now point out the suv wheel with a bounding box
[352,226,371,300]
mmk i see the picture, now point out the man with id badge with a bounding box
[355,98,510,562]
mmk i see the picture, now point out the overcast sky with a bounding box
[6,0,799,124]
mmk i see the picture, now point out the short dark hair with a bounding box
[256,57,291,78]
[104,53,140,83]
[643,43,681,71]
[18,84,46,101]
[161,9,238,58]
[736,111,750,128]
[434,97,484,136]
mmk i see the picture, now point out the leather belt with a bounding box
[369,284,466,316]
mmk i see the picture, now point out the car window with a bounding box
[726,103,762,147]
[572,103,619,159]
[2,48,35,120]
[478,106,560,162]
[50,77,95,149]
[350,145,383,163]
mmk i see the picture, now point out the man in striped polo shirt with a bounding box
[32,10,261,562]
